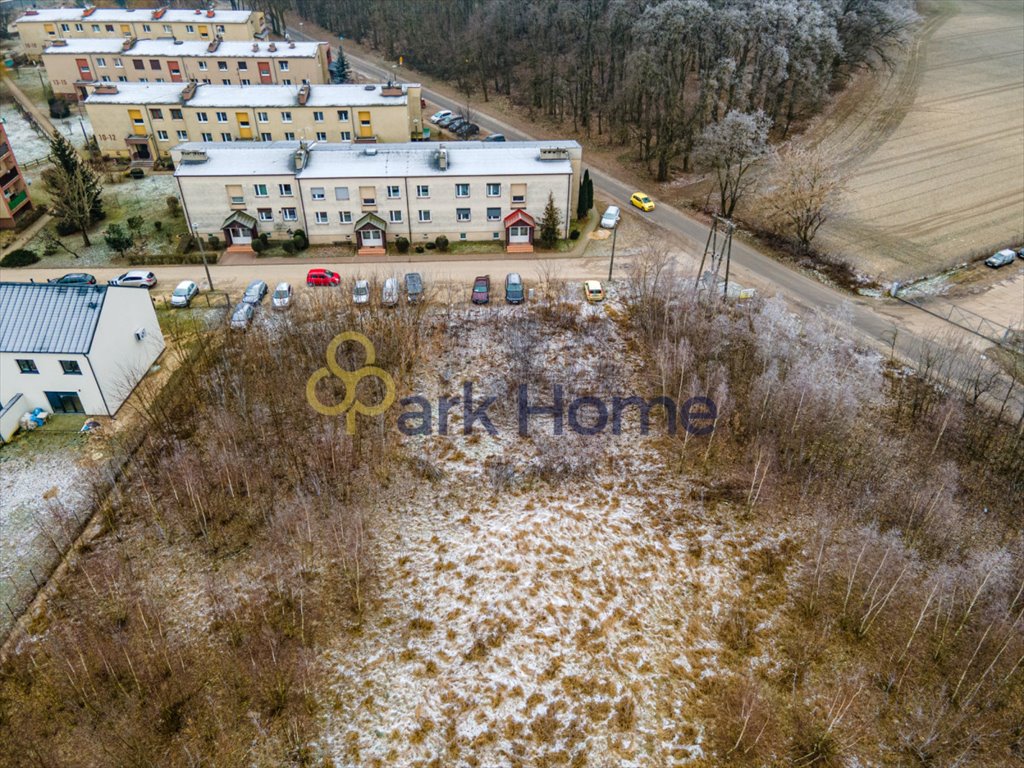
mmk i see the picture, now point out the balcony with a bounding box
[0,143,10,160]
[0,166,20,189]
[7,190,28,212]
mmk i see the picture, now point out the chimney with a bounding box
[289,40,295,49]
[268,42,277,52]
[93,84,119,95]
[206,36,220,53]
[297,83,311,105]
[206,10,215,18]
[436,145,448,171]
[121,37,137,52]
[181,80,198,102]
[252,42,259,52]
[294,141,310,171]
[49,39,68,47]
[152,7,167,20]
[381,83,403,97]
[82,7,96,17]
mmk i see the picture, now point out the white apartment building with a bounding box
[171,141,582,254]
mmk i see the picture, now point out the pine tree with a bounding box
[539,192,562,247]
[576,177,588,220]
[586,175,594,213]
[329,46,351,84]
[44,131,104,246]
[581,169,592,218]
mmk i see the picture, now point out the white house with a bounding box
[0,282,165,420]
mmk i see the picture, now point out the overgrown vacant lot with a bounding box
[812,0,1024,280]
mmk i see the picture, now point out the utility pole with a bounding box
[694,215,734,299]
[607,223,618,282]
[194,226,214,291]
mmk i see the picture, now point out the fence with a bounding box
[893,291,1024,353]
[156,290,231,311]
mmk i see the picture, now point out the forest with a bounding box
[270,0,918,180]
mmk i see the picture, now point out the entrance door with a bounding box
[360,229,383,247]
[45,391,85,414]
[230,226,252,245]
[135,143,151,160]
[509,225,531,244]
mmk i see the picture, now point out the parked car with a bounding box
[47,273,96,285]
[446,118,467,133]
[630,192,655,212]
[985,249,1017,268]
[457,122,480,138]
[430,109,452,123]
[242,279,268,304]
[437,114,462,128]
[271,282,293,309]
[505,272,525,304]
[382,277,399,307]
[405,272,424,303]
[306,268,340,286]
[483,134,506,142]
[1018,247,1024,259]
[583,280,605,303]
[472,275,490,304]
[230,302,254,330]
[600,205,621,229]
[353,279,370,305]
[109,270,157,288]
[170,280,199,308]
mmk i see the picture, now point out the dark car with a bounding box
[242,279,268,304]
[48,273,96,285]
[404,272,424,303]
[457,123,480,138]
[504,272,524,304]
[437,114,462,128]
[483,133,506,142]
[471,275,490,305]
[446,118,468,133]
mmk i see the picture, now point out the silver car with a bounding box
[242,280,269,304]
[271,282,293,309]
[230,302,254,330]
[382,277,399,307]
[110,270,157,288]
[170,280,199,307]
[353,279,370,305]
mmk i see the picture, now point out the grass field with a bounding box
[810,0,1024,281]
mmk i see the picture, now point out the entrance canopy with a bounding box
[503,210,536,228]
[221,210,258,230]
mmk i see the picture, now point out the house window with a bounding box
[197,61,208,71]
[487,207,501,222]
[254,184,269,197]
[96,57,106,67]
[118,76,128,82]
[256,111,269,122]
[311,187,325,200]
[456,183,469,197]
[282,78,292,85]
[200,132,213,141]
[149,108,163,120]
[460,233,467,240]
[176,130,188,140]
[186,24,195,33]
[315,131,327,141]
[60,24,69,31]
[101,76,111,82]
[149,59,160,70]
[315,211,328,224]
[95,24,104,32]
[280,111,292,123]
[457,208,471,222]
[170,108,183,120]
[340,131,352,141]
[389,210,403,223]
[216,24,225,33]
[339,211,352,223]
[113,58,123,68]
[511,183,527,205]
[139,77,149,83]
[283,131,295,141]
[257,208,273,222]
[196,112,208,123]
[493,232,500,239]
[279,184,293,196]
[163,24,172,33]
[237,61,247,71]
[334,186,349,201]
[387,185,400,199]
[75,23,84,31]
[142,24,151,33]
[360,186,376,206]
[216,112,228,123]
[221,79,230,85]
[282,207,298,221]
[279,61,289,71]
[16,359,38,374]
[416,185,429,198]
[418,210,431,223]
[487,183,501,197]
[260,132,272,141]
[220,132,232,142]
[337,110,349,121]
[201,78,211,84]
[218,61,228,71]
[157,130,169,141]
[132,59,144,70]
[313,111,324,122]
[240,79,251,85]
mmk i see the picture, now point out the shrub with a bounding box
[569,230,580,240]
[166,196,181,214]
[153,220,163,231]
[0,248,40,268]
[396,236,410,253]
[435,235,449,252]
[207,234,221,249]
[425,241,436,250]
[415,246,425,254]
[48,98,70,119]
[259,232,269,245]
[252,239,267,253]
[292,229,308,250]
[282,241,296,254]
[55,218,79,236]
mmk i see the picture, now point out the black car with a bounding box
[47,273,97,285]
[404,272,424,303]
[437,114,462,128]
[457,123,480,138]
[446,118,468,133]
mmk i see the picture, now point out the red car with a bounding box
[307,268,341,286]
[471,275,490,304]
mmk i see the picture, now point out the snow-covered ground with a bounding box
[0,90,95,167]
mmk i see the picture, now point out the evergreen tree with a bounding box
[539,192,562,247]
[329,46,351,83]
[586,175,594,213]
[581,169,592,217]
[44,131,104,246]
[576,177,588,220]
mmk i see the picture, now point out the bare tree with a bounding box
[756,146,846,251]
[696,110,774,217]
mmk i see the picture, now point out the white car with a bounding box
[382,277,399,307]
[430,109,452,124]
[985,249,1017,268]
[353,279,370,305]
[271,282,292,309]
[600,206,621,229]
[169,280,199,307]
[109,270,157,288]
[230,302,254,330]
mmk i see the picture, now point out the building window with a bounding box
[311,187,325,201]
[200,132,213,141]
[256,111,268,122]
[337,110,349,121]
[493,232,501,239]
[456,183,469,197]
[197,112,208,123]
[216,24,225,33]
[139,77,150,83]
[279,184,293,197]
[280,111,292,123]
[113,58,123,68]
[387,185,400,199]
[416,185,429,198]
[118,76,128,82]
[163,24,172,33]
[96,57,106,67]
[157,130,169,141]
[201,78,211,84]
[198,60,208,71]
[339,211,352,223]
[240,79,251,85]
[260,132,272,141]
[95,24,104,32]
[60,23,69,31]
[216,111,228,123]
[149,108,163,120]
[176,130,188,140]
[315,131,327,141]
[334,186,349,201]
[487,207,501,222]
[170,108,183,120]
[511,183,527,205]
[16,359,38,374]
[238,61,248,71]
[142,23,151,33]
[101,76,111,82]
[279,61,289,71]
[133,59,145,71]
[186,24,195,33]
[457,208,471,222]
[282,208,298,221]
[254,184,269,197]
[257,208,273,222]
[313,111,324,122]
[283,131,295,141]
[487,183,501,197]
[220,132,232,142]
[360,186,376,206]
[59,360,82,375]
[75,23,84,31]
[340,131,352,141]
[389,210,403,223]
[315,211,328,224]
[282,78,292,85]
[418,210,431,223]
[221,78,231,85]
[218,61,228,71]
[149,59,161,70]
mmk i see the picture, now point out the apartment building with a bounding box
[43,38,330,100]
[171,141,582,254]
[86,82,425,164]
[15,7,266,60]
[0,120,34,230]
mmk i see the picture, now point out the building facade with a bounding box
[172,141,582,254]
[86,82,424,163]
[43,38,329,100]
[0,283,166,417]
[15,7,266,60]
[0,120,33,230]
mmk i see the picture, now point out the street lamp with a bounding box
[607,223,618,283]
[194,225,214,291]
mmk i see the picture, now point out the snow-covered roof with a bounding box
[17,8,256,25]
[85,83,414,108]
[173,141,580,180]
[43,39,322,59]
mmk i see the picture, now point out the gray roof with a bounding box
[0,283,107,354]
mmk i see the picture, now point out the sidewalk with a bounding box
[3,74,57,136]
[1,209,51,257]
